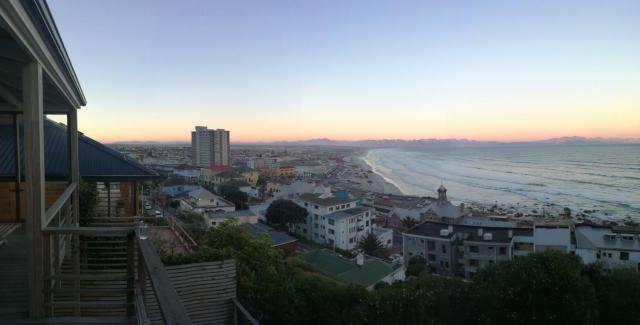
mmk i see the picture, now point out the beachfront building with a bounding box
[191,126,231,167]
[423,185,470,222]
[534,224,573,253]
[292,193,374,250]
[536,223,640,271]
[574,224,640,270]
[403,220,533,279]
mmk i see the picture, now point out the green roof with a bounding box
[296,249,394,288]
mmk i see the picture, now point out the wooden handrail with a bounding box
[138,233,193,325]
[43,181,77,229]
[42,226,134,236]
[233,298,260,325]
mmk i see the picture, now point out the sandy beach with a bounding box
[349,151,403,195]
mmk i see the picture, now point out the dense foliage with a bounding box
[217,183,249,210]
[162,221,640,325]
[357,233,386,257]
[405,256,427,277]
[265,199,308,228]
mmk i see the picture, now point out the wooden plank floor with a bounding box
[0,226,28,321]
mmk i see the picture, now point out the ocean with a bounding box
[362,144,640,221]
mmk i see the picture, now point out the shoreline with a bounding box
[347,150,638,225]
[350,150,404,196]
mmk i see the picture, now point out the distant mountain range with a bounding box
[234,136,640,147]
[109,137,640,147]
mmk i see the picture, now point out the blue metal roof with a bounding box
[0,119,158,181]
[246,223,298,247]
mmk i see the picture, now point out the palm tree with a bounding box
[401,217,418,229]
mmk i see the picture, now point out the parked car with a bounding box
[144,203,151,210]
[155,210,163,218]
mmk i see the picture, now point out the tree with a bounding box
[471,250,598,325]
[265,199,308,228]
[401,217,417,229]
[357,233,384,256]
[217,183,249,210]
[563,207,572,217]
[405,256,427,277]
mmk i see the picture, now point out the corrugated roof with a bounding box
[296,249,394,287]
[246,223,297,247]
[0,120,158,181]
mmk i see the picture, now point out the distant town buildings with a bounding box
[191,126,230,167]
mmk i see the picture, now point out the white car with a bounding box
[154,210,163,218]
[144,204,151,210]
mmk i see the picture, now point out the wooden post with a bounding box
[13,113,21,221]
[67,111,81,315]
[23,61,45,319]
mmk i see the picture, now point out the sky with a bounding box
[48,0,640,143]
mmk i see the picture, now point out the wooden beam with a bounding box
[13,113,21,221]
[67,109,81,316]
[23,60,45,319]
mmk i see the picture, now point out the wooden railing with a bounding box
[234,299,260,325]
[136,231,192,325]
[166,214,198,253]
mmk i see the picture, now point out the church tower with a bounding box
[437,184,448,204]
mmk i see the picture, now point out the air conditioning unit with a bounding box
[483,233,493,241]
[440,229,450,236]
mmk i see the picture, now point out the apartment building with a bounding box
[403,220,533,279]
[546,223,640,271]
[191,126,231,167]
[291,193,374,250]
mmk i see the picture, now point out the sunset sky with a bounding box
[48,0,640,143]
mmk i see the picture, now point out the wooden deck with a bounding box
[0,226,28,321]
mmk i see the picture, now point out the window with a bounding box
[304,202,308,207]
[341,205,346,209]
[349,238,354,243]
[499,247,507,255]
[441,245,447,254]
[469,259,479,267]
[347,204,351,208]
[428,254,436,262]
[366,220,369,226]
[328,229,335,234]
[387,239,391,244]
[329,207,333,211]
[420,239,425,244]
[314,205,319,209]
[314,223,319,228]
[328,219,335,225]
[427,241,435,250]
[469,246,479,253]
[620,252,629,261]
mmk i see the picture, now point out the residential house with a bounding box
[160,177,200,197]
[247,223,298,255]
[297,249,405,289]
[205,210,258,228]
[180,187,235,214]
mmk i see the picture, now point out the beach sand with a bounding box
[350,152,403,195]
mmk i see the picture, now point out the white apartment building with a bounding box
[535,223,640,271]
[291,193,374,250]
[191,126,230,167]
